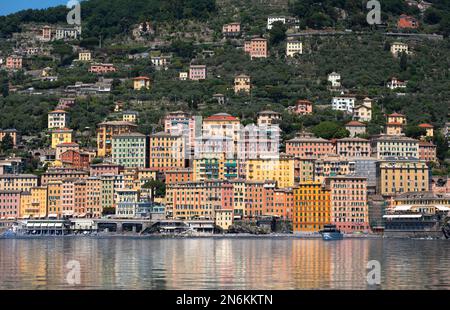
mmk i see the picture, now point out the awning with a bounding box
[26,223,34,228]
[435,205,450,211]
[55,223,63,228]
[394,205,413,211]
[33,223,41,227]
[47,223,55,228]
[383,214,422,219]
[41,223,48,227]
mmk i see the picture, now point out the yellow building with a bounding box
[419,123,434,138]
[0,174,38,192]
[215,209,233,230]
[293,182,331,232]
[202,113,241,156]
[78,51,92,61]
[377,159,430,196]
[245,156,294,188]
[20,186,48,219]
[234,74,251,94]
[193,153,239,181]
[86,177,102,218]
[149,132,186,171]
[0,129,19,146]
[132,76,151,90]
[96,121,138,157]
[386,112,406,136]
[122,110,139,123]
[51,128,73,149]
[47,181,62,217]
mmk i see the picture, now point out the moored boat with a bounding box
[319,224,343,240]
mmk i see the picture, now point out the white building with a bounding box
[390,42,409,57]
[332,95,356,113]
[387,77,407,90]
[286,40,303,57]
[55,27,80,40]
[328,72,341,88]
[179,72,188,81]
[48,110,70,129]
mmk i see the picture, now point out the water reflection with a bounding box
[0,238,449,289]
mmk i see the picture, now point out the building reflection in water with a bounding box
[0,238,450,289]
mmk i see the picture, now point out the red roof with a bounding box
[132,76,150,80]
[419,123,433,128]
[296,100,312,105]
[346,121,365,127]
[204,113,238,121]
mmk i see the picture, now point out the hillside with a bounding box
[0,0,449,169]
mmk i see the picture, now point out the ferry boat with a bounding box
[319,224,343,240]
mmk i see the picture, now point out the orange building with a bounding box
[286,133,334,158]
[397,14,419,29]
[165,168,193,184]
[418,141,437,162]
[244,37,268,59]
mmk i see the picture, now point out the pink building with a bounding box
[326,176,369,233]
[244,37,268,59]
[289,100,313,115]
[222,22,241,36]
[42,26,53,41]
[164,111,201,157]
[90,163,124,176]
[6,56,22,70]
[89,63,116,74]
[286,133,334,158]
[418,141,437,162]
[0,190,21,219]
[189,65,207,80]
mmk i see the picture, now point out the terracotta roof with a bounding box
[132,76,150,80]
[49,110,68,113]
[388,112,405,117]
[345,121,366,127]
[419,123,433,128]
[419,141,435,147]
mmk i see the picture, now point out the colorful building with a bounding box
[244,37,268,59]
[419,123,434,138]
[371,135,419,159]
[149,132,186,171]
[132,76,151,90]
[0,190,21,219]
[289,100,313,115]
[397,14,419,29]
[48,110,70,129]
[256,110,281,126]
[418,140,437,162]
[293,182,331,232]
[386,112,407,135]
[376,159,430,196]
[112,132,147,168]
[123,110,139,123]
[234,74,251,94]
[6,55,22,70]
[60,150,91,169]
[97,121,138,157]
[335,138,371,158]
[286,39,303,57]
[0,174,38,192]
[51,128,73,149]
[245,156,294,188]
[20,186,48,219]
[89,63,116,74]
[222,22,241,37]
[286,133,334,158]
[189,65,207,80]
[326,176,369,233]
[0,129,19,146]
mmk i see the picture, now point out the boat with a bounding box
[319,225,343,241]
[0,229,17,238]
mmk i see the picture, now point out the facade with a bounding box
[90,163,123,176]
[326,176,369,233]
[332,95,356,113]
[215,209,234,230]
[385,112,407,135]
[149,132,186,171]
[55,142,80,160]
[390,42,409,57]
[6,56,23,70]
[0,190,21,219]
[313,156,356,183]
[55,27,80,40]
[234,74,251,94]
[244,37,268,59]
[60,150,91,169]
[418,123,434,138]
[293,182,331,233]
[418,141,437,163]
[256,110,281,126]
[245,157,294,188]
[167,180,233,219]
[122,110,139,123]
[201,113,241,157]
[97,121,138,157]
[165,168,193,184]
[286,40,303,57]
[376,159,430,196]
[371,135,419,159]
[335,138,371,158]
[387,77,407,90]
[179,72,188,80]
[20,187,48,219]
[289,100,313,115]
[132,76,151,90]
[222,22,241,37]
[0,174,38,192]
[164,111,202,158]
[48,110,70,129]
[78,51,92,61]
[51,129,73,149]
[352,98,372,122]
[112,132,148,168]
[189,65,207,80]
[89,63,116,74]
[345,121,367,137]
[42,26,52,41]
[328,72,341,88]
[267,16,299,30]
[237,124,281,160]
[286,133,334,159]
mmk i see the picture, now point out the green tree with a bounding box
[269,21,287,46]
[312,121,349,139]
[143,179,166,199]
[0,133,14,152]
[404,125,426,139]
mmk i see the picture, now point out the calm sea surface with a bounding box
[0,237,449,289]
